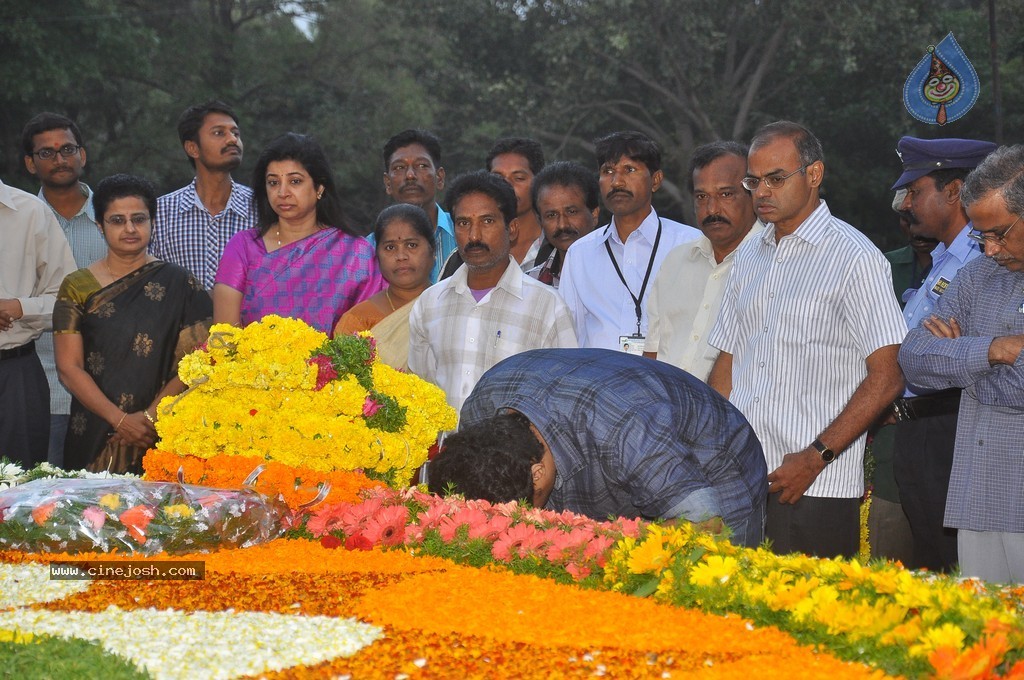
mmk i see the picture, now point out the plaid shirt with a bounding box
[408,258,577,412]
[151,178,257,288]
[460,348,768,527]
[899,256,1024,532]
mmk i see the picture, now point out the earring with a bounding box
[317,190,324,200]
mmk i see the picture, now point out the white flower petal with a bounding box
[0,563,91,609]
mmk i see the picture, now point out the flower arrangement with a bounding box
[300,486,643,585]
[155,316,457,485]
[603,523,1024,678]
[0,477,289,555]
[142,450,382,510]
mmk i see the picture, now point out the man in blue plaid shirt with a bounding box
[428,348,768,547]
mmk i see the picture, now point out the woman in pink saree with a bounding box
[213,133,384,333]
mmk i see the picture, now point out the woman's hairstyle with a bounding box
[251,132,351,235]
[93,174,157,225]
[372,203,436,255]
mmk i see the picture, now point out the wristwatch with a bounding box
[812,438,837,464]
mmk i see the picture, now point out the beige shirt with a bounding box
[645,222,763,381]
[0,181,77,350]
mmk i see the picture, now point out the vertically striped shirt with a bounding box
[151,179,257,288]
[708,201,907,497]
[408,257,577,412]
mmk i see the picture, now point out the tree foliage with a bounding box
[2,0,1021,244]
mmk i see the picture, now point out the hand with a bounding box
[114,412,157,448]
[693,516,726,535]
[0,299,21,332]
[989,334,1024,366]
[767,447,826,504]
[922,315,961,339]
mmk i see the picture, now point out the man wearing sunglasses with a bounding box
[21,113,109,467]
[886,136,996,573]
[707,121,907,559]
[899,145,1024,584]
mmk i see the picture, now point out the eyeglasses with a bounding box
[104,215,151,228]
[31,144,82,161]
[741,163,812,192]
[967,213,1020,246]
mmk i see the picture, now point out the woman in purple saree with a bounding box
[213,133,384,333]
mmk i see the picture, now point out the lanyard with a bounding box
[604,218,662,335]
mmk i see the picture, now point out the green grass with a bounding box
[0,634,151,680]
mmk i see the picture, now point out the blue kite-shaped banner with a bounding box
[903,32,980,125]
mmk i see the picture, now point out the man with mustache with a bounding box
[382,129,456,283]
[150,101,257,289]
[408,171,577,412]
[21,113,107,465]
[899,144,1024,583]
[707,121,907,559]
[644,141,762,381]
[524,161,600,288]
[559,131,700,352]
[887,136,996,572]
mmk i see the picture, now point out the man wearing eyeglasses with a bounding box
[644,141,762,381]
[0,177,77,467]
[886,136,996,573]
[21,113,109,466]
[707,121,907,559]
[899,145,1024,584]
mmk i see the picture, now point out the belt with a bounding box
[0,340,36,361]
[892,389,961,422]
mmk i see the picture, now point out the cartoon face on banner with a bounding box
[903,32,979,125]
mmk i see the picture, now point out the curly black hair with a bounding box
[428,412,543,504]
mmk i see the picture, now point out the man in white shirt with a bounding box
[409,171,577,412]
[559,131,700,352]
[0,180,77,466]
[707,121,906,558]
[645,141,762,380]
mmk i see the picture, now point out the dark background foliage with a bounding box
[2,0,1021,248]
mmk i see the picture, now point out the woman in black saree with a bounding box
[54,174,212,474]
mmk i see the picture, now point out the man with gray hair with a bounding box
[899,144,1024,583]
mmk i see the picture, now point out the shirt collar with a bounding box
[762,200,831,246]
[936,224,983,263]
[436,204,454,236]
[447,256,524,300]
[37,183,93,220]
[0,180,20,210]
[604,208,661,246]
[696,219,765,262]
[179,178,249,216]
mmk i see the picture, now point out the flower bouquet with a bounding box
[0,475,291,555]
[155,316,457,486]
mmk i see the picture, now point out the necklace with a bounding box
[275,229,282,247]
[385,288,396,312]
[274,223,322,248]
[103,257,125,281]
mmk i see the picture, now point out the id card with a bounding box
[619,334,645,356]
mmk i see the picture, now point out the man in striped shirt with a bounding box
[708,121,907,558]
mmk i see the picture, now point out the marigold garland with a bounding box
[155,316,456,484]
[141,449,382,510]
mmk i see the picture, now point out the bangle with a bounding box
[114,411,128,431]
[144,409,156,424]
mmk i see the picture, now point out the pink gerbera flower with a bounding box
[492,524,546,562]
[363,504,408,546]
[305,504,347,537]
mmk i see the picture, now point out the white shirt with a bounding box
[646,222,763,381]
[559,209,700,350]
[708,201,906,498]
[0,181,76,350]
[408,256,578,412]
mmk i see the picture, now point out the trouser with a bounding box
[959,530,1024,584]
[0,345,50,467]
[766,495,860,558]
[893,413,958,572]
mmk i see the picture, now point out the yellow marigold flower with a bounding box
[910,622,966,657]
[627,534,671,575]
[689,555,738,588]
[98,493,121,510]
[162,504,195,519]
